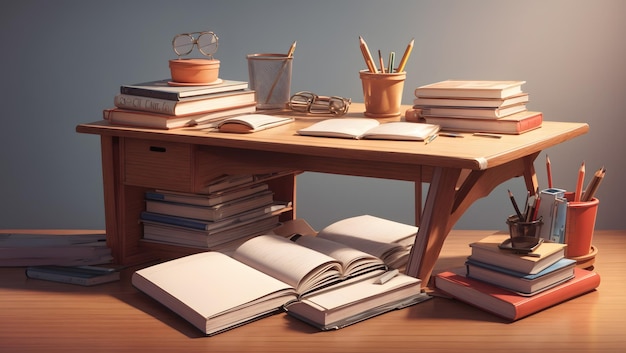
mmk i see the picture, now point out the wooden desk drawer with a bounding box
[123,139,194,191]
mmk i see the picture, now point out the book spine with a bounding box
[120,87,178,100]
[516,113,543,133]
[513,270,600,320]
[115,94,179,115]
[140,212,209,230]
[25,269,109,286]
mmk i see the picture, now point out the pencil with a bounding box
[387,51,395,74]
[546,154,553,188]
[287,40,297,58]
[359,36,378,73]
[378,49,385,73]
[396,38,414,73]
[508,189,524,220]
[574,161,585,202]
[582,166,605,201]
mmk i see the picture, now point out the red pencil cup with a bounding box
[563,192,599,258]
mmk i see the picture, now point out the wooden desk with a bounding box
[1,230,623,352]
[76,104,588,282]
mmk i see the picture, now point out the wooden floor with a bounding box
[1,229,624,353]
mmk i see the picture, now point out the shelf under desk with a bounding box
[76,103,589,282]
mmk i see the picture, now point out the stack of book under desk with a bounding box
[104,78,257,129]
[409,80,543,135]
[434,234,600,321]
[140,173,292,251]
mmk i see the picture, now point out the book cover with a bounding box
[142,214,280,249]
[420,110,543,135]
[420,103,527,119]
[103,104,256,130]
[465,257,576,295]
[140,202,288,232]
[218,114,295,133]
[413,93,529,109]
[25,265,120,286]
[145,183,269,207]
[434,267,600,321]
[114,92,257,116]
[414,80,526,99]
[120,79,249,100]
[285,273,427,330]
[468,234,566,274]
[144,189,274,222]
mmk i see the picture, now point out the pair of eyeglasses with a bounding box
[289,91,351,116]
[172,31,219,58]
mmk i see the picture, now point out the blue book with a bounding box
[465,257,576,295]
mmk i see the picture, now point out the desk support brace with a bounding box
[406,152,540,283]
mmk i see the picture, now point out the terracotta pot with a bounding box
[169,58,220,84]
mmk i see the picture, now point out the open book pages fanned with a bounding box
[297,118,440,141]
[218,114,295,133]
[132,215,424,335]
[316,215,418,269]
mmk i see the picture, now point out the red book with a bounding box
[434,267,600,321]
[418,110,543,135]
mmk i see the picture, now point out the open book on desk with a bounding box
[297,118,440,141]
[132,232,422,335]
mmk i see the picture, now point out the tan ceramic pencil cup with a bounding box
[359,70,406,118]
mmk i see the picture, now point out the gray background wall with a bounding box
[1,0,624,232]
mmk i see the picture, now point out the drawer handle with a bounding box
[149,146,167,153]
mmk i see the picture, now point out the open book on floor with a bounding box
[285,272,428,330]
[314,214,418,269]
[132,232,422,335]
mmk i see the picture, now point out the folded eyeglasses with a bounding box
[288,91,351,116]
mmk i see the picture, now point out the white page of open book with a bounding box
[232,235,341,294]
[133,252,293,318]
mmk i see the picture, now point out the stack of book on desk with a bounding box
[410,80,543,134]
[140,174,291,250]
[104,78,257,129]
[435,234,600,321]
[132,216,428,335]
[0,231,112,266]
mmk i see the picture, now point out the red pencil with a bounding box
[546,154,553,188]
[574,162,585,202]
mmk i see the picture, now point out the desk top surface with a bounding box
[1,229,623,353]
[77,103,589,170]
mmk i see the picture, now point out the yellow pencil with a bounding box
[396,38,414,73]
[359,36,378,73]
[287,40,297,57]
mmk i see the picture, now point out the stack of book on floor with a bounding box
[140,173,292,250]
[132,216,429,335]
[411,80,543,134]
[0,230,112,266]
[435,234,601,321]
[104,78,257,129]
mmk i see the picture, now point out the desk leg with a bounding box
[406,167,460,283]
[99,136,121,262]
[406,153,541,284]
